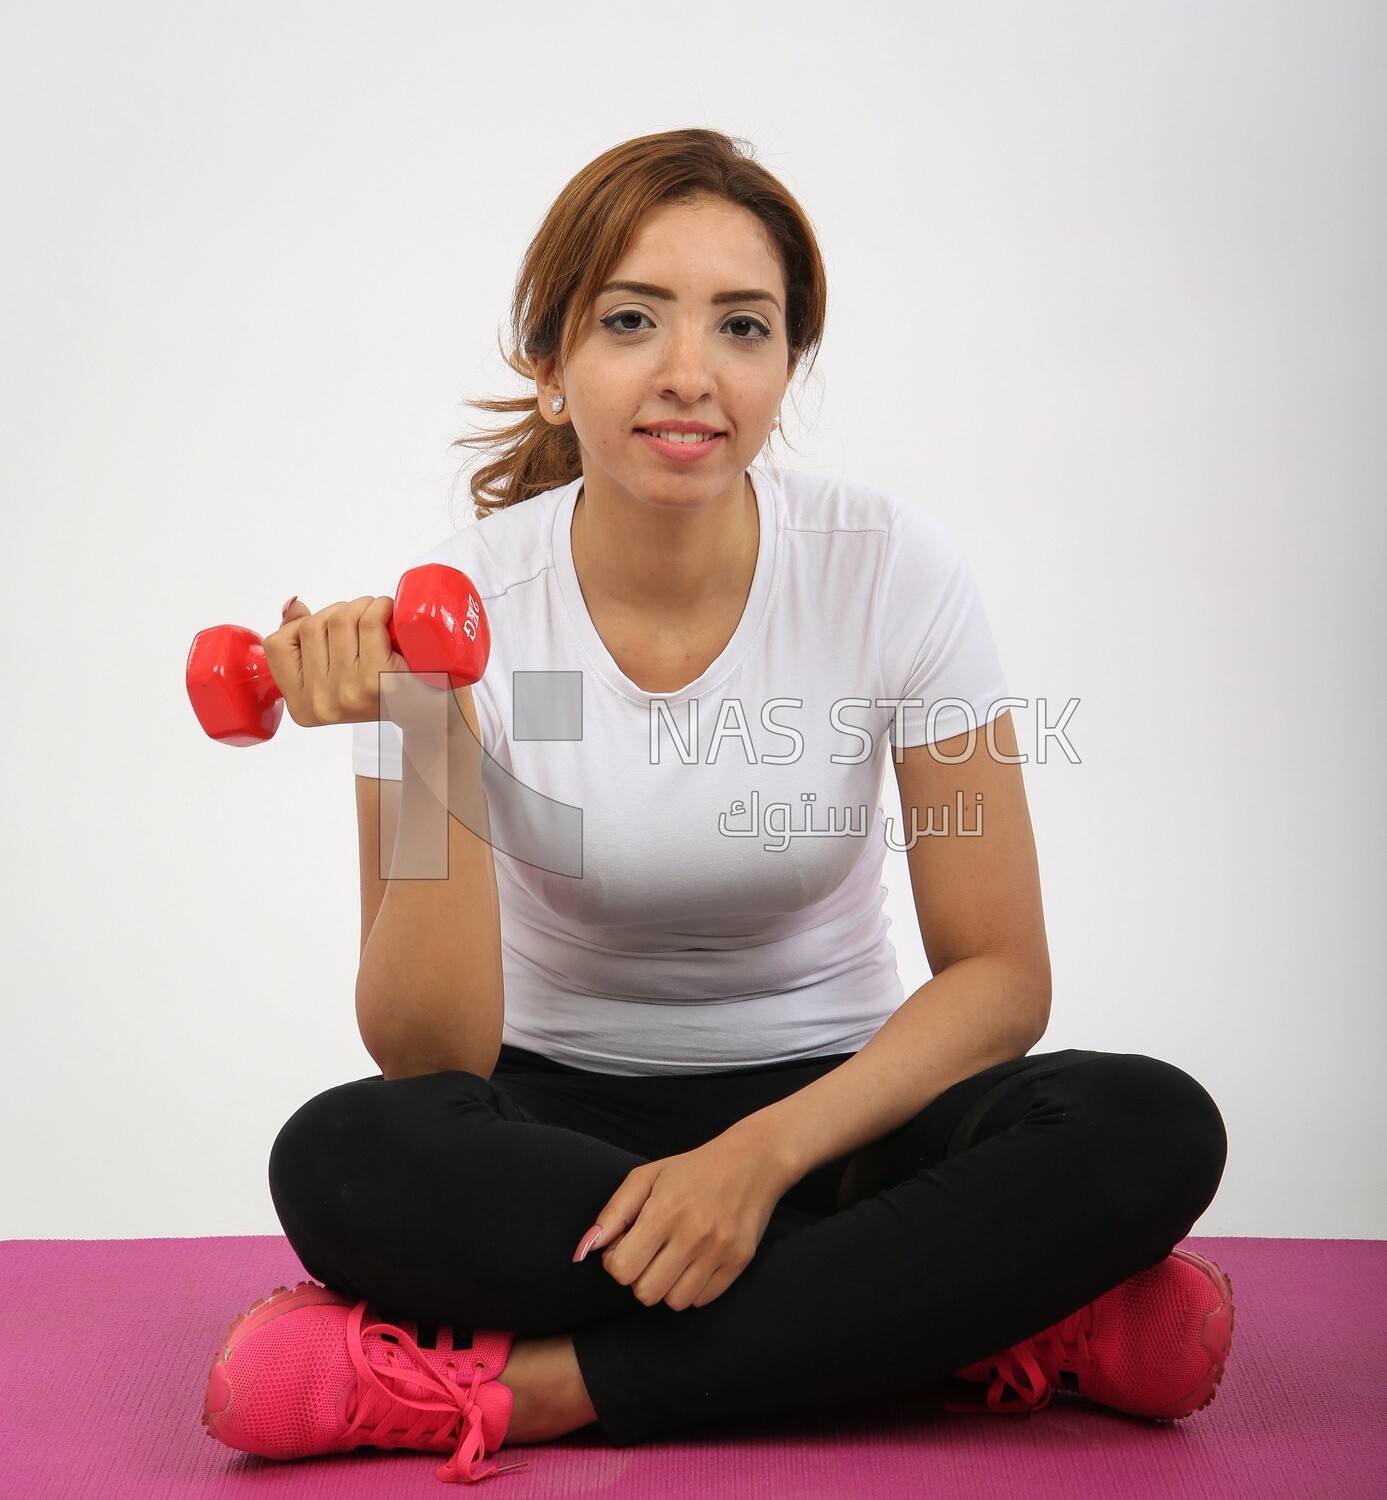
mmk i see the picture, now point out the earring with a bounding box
[772,415,781,431]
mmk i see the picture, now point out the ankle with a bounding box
[497,1334,597,1443]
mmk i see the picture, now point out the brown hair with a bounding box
[450,127,828,522]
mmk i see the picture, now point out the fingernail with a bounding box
[281,595,298,617]
[572,1226,603,1263]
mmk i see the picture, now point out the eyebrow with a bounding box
[597,279,782,313]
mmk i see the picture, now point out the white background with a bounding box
[2,1,1382,1239]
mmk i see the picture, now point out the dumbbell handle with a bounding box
[186,562,489,747]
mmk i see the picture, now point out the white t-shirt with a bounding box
[352,462,1011,1075]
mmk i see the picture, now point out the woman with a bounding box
[201,128,1232,1486]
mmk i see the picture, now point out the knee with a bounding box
[267,1071,493,1238]
[268,1078,384,1235]
[268,1074,500,1212]
[270,1077,375,1175]
[1079,1054,1229,1234]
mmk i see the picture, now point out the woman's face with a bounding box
[541,195,794,509]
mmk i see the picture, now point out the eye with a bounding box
[600,310,772,345]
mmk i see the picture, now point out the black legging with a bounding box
[267,1042,1228,1448]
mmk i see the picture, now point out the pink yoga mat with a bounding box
[4,1233,1382,1498]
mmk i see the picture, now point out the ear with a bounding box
[531,352,560,417]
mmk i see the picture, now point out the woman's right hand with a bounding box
[265,595,464,730]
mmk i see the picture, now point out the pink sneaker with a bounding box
[945,1249,1235,1421]
[202,1280,528,1484]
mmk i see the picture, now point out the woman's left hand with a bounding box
[574,1128,794,1311]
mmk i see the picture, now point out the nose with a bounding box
[653,321,720,399]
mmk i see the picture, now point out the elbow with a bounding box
[997,953,1051,1048]
[1026,969,1053,1046]
[366,1029,501,1083]
[355,979,501,1083]
[1029,997,1052,1048]
[377,1052,500,1083]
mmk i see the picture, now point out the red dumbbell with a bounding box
[186,563,490,746]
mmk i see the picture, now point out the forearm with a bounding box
[735,955,1050,1190]
[356,698,504,1080]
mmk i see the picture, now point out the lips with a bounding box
[636,429,727,461]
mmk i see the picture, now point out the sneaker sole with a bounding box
[201,1280,355,1437]
[1129,1249,1235,1422]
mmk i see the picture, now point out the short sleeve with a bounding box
[351,717,404,781]
[876,501,1012,749]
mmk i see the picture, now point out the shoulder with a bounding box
[770,464,959,559]
[403,480,574,603]
[771,463,895,536]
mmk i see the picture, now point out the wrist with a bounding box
[727,1108,805,1193]
[389,681,478,746]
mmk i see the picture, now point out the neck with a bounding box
[571,471,759,623]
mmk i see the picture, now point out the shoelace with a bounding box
[341,1301,529,1483]
[944,1301,1095,1418]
